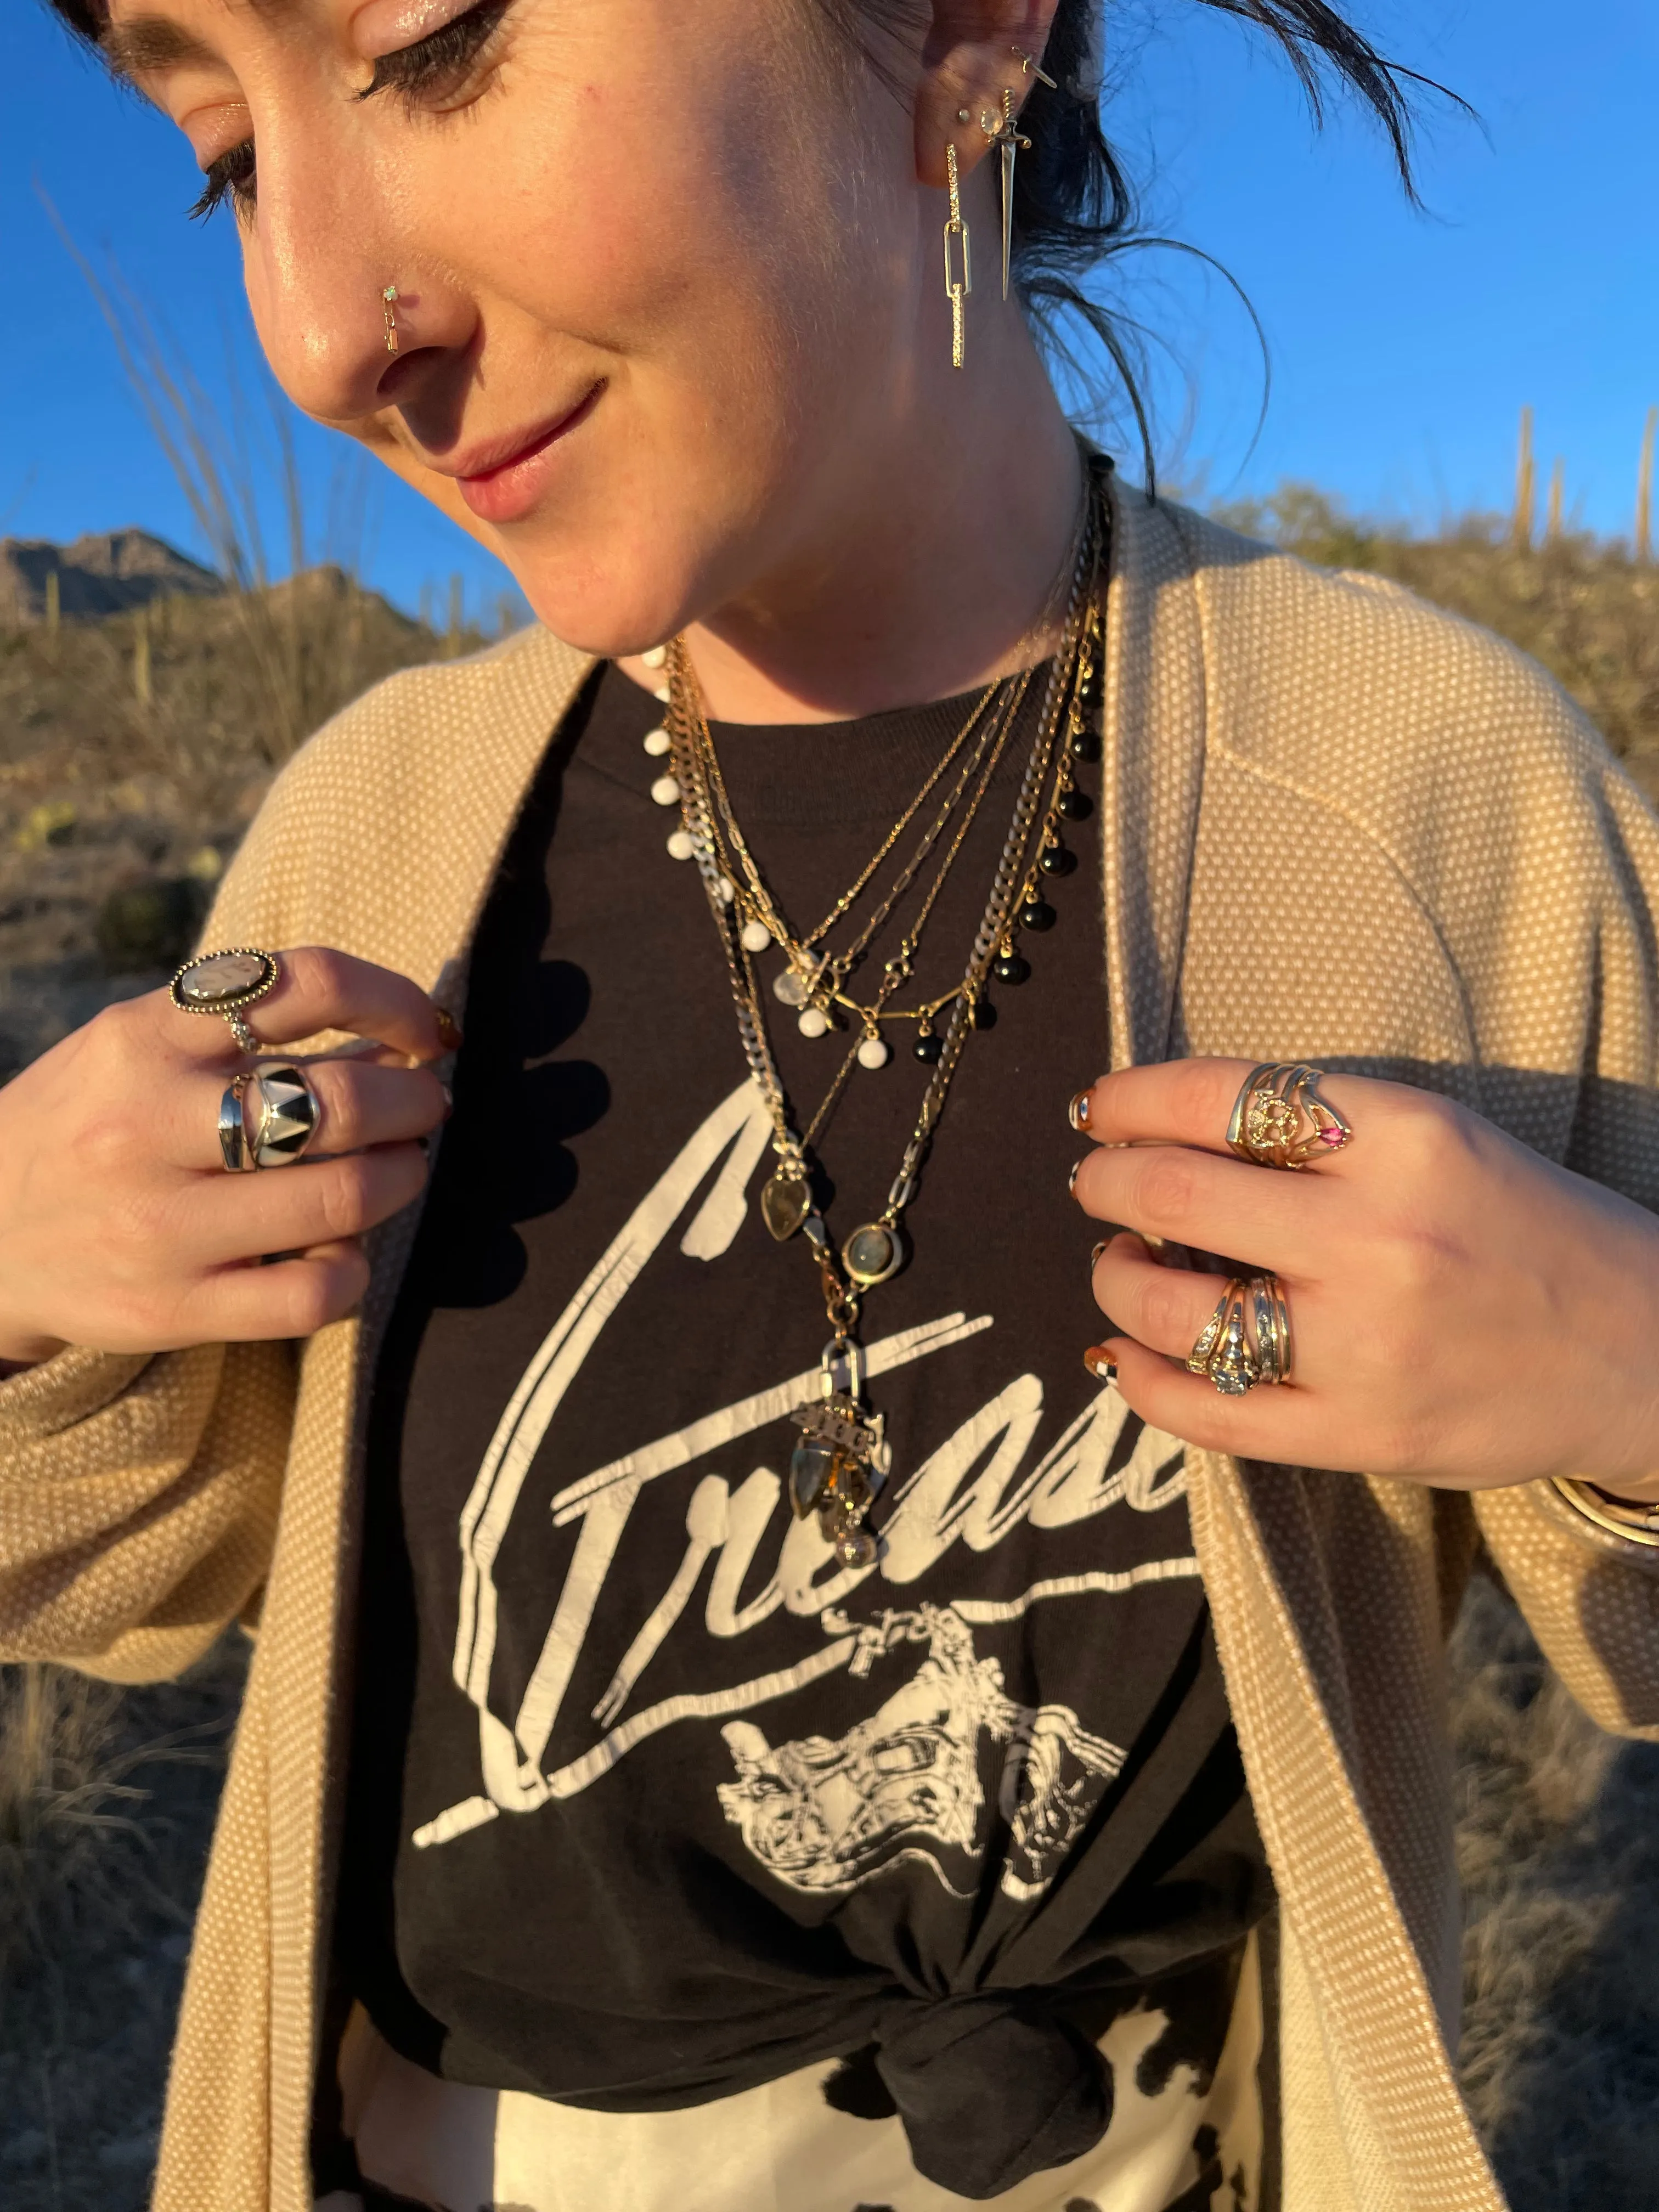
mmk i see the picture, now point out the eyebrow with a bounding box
[103,15,221,80]
[103,0,300,85]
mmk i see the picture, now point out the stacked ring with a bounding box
[216,1063,320,1175]
[1227,1062,1351,1170]
[1187,1273,1293,1395]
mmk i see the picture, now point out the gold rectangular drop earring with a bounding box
[382,283,400,356]
[943,144,972,370]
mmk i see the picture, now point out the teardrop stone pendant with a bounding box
[761,1171,812,1242]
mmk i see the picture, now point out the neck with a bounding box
[634,296,1085,725]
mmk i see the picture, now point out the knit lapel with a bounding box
[1097,477,1210,1071]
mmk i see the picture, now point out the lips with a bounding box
[453,385,603,524]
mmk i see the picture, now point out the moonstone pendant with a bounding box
[740,919,772,955]
[666,830,696,860]
[650,774,682,807]
[843,1221,904,1287]
[798,1008,828,1039]
[856,1035,891,1070]
[643,728,672,757]
[773,963,819,1008]
[761,1171,812,1242]
[641,645,668,669]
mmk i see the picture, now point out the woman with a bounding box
[7,2,1659,2209]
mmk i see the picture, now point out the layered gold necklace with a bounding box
[658,461,1109,1566]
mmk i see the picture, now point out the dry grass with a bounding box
[0,1640,247,2212]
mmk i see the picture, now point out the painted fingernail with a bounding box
[1069,1157,1085,1195]
[1084,1346,1118,1383]
[440,1082,454,1118]
[1088,1239,1107,1277]
[435,1009,464,1051]
[1068,1089,1093,1132]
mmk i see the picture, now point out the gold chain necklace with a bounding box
[661,471,1109,1566]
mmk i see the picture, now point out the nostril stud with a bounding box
[382,283,400,356]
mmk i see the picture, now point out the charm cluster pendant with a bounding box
[788,1390,887,1566]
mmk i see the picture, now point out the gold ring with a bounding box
[1186,1272,1293,1394]
[1227,1062,1351,1171]
[171,948,283,1055]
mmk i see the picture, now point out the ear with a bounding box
[914,0,1064,191]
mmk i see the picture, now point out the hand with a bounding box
[1070,1058,1659,1496]
[0,947,453,1364]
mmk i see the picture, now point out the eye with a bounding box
[359,0,514,111]
[189,139,257,223]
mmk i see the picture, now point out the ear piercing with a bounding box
[382,283,399,355]
[943,144,972,370]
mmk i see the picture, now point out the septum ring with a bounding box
[1187,1273,1293,1394]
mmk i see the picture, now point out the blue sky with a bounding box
[4,0,1655,616]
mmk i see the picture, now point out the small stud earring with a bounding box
[382,283,399,356]
[957,108,970,123]
[943,143,972,370]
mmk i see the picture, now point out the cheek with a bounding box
[433,80,877,641]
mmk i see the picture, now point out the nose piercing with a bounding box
[382,283,399,355]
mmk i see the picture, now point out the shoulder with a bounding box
[1158,501,1609,800]
[205,623,596,968]
[254,622,592,821]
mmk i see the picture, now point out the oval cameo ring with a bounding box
[170,947,283,1054]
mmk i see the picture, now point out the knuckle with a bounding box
[314,1069,363,1153]
[317,1157,376,1239]
[1132,1150,1200,1227]
[283,944,346,1002]
[1171,1057,1223,1126]
[1137,1271,1200,1345]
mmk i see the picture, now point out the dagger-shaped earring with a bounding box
[381,284,400,356]
[978,89,1032,302]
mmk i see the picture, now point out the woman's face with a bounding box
[107,0,942,656]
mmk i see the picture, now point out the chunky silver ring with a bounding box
[246,1063,319,1169]
[1226,1062,1352,1171]
[1186,1272,1293,1394]
[216,1062,319,1173]
[218,1071,256,1173]
[171,948,283,1054]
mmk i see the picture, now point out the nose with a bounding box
[241,126,475,438]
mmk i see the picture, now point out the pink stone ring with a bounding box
[169,947,283,1055]
[1226,1061,1353,1171]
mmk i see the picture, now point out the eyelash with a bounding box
[187,0,512,223]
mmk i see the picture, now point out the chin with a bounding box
[504,533,709,661]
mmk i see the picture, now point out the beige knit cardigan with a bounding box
[5,484,1659,2212]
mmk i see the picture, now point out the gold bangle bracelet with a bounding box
[1549,1476,1659,1547]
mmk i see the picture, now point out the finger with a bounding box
[1091,1232,1233,1360]
[1073,1137,1330,1274]
[1070,1057,1366,1169]
[174,1240,373,1343]
[162,946,450,1064]
[1086,1331,1319,1464]
[187,1143,430,1265]
[175,1059,449,1172]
